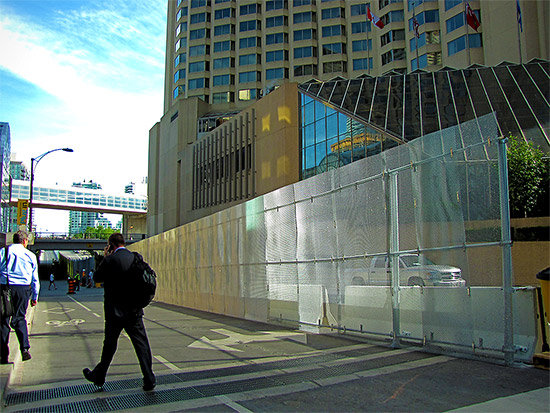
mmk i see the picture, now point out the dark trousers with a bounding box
[1,284,31,361]
[92,311,155,385]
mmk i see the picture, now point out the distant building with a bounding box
[0,123,11,233]
[125,182,135,195]
[8,155,30,231]
[68,180,102,234]
[95,215,113,229]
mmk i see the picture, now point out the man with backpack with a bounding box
[82,233,155,391]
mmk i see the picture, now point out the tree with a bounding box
[507,135,547,218]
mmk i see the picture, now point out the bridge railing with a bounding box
[34,232,146,241]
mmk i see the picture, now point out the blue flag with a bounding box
[516,0,522,32]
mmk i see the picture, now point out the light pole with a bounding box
[28,148,74,232]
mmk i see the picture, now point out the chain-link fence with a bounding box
[135,112,538,364]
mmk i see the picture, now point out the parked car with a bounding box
[348,254,465,287]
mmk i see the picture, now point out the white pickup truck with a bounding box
[348,254,466,287]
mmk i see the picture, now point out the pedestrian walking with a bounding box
[0,230,40,364]
[87,270,94,288]
[48,273,57,290]
[75,271,80,291]
[83,233,155,391]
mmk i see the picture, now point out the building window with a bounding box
[380,29,405,47]
[322,43,345,55]
[266,67,287,80]
[212,92,234,103]
[174,53,187,67]
[447,34,482,56]
[322,25,344,37]
[214,24,233,36]
[445,0,462,11]
[176,7,188,21]
[352,39,372,52]
[189,61,206,73]
[323,61,346,73]
[267,15,287,28]
[190,28,207,40]
[266,49,287,62]
[213,74,233,86]
[266,32,287,44]
[381,48,405,65]
[379,0,403,9]
[188,78,206,90]
[175,22,187,36]
[351,21,367,34]
[294,46,316,58]
[239,71,260,83]
[408,0,437,11]
[214,8,233,19]
[190,12,207,24]
[350,4,367,16]
[293,0,312,5]
[239,54,259,65]
[408,10,440,31]
[381,10,404,25]
[174,69,186,82]
[294,28,314,41]
[294,11,314,24]
[294,64,318,77]
[175,37,187,52]
[353,58,373,71]
[240,36,260,48]
[238,89,259,101]
[214,40,234,52]
[190,0,206,8]
[321,7,344,20]
[240,4,258,15]
[266,0,286,11]
[189,44,208,56]
[240,20,259,32]
[214,57,233,69]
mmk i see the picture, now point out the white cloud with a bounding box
[0,0,166,231]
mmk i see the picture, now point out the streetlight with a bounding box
[28,148,74,232]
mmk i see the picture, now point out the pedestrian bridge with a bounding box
[27,233,144,251]
[9,180,147,215]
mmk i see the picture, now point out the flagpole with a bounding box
[464,1,471,66]
[366,5,370,74]
[516,1,523,63]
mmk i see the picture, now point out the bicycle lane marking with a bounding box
[68,295,102,318]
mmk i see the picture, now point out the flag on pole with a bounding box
[412,10,420,38]
[367,6,385,29]
[516,0,523,32]
[465,1,480,32]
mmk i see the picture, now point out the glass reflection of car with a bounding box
[349,254,465,287]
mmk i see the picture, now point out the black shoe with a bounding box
[0,359,9,365]
[143,380,156,391]
[83,368,105,387]
[21,350,32,361]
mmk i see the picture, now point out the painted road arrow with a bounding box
[188,328,307,352]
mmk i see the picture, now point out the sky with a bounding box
[0,0,167,232]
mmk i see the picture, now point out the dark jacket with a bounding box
[94,247,142,317]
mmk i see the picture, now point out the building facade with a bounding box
[0,123,11,233]
[68,180,102,234]
[148,0,549,236]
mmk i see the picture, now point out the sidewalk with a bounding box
[1,282,549,412]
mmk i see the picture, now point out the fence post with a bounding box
[498,137,515,366]
[388,171,401,348]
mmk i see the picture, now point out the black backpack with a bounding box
[126,252,157,309]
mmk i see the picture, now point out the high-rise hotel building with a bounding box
[164,0,547,110]
[148,0,549,236]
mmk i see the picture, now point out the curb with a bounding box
[0,301,37,405]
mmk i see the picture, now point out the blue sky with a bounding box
[0,0,167,231]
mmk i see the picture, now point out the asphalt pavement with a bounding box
[0,280,548,412]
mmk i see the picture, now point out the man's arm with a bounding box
[30,252,40,306]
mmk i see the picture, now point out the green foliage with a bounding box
[507,135,547,218]
[73,226,116,239]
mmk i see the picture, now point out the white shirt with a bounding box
[0,243,40,300]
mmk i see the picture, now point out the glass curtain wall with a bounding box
[300,60,549,180]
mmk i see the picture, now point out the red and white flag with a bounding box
[367,6,385,29]
[465,1,480,31]
[412,11,420,38]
